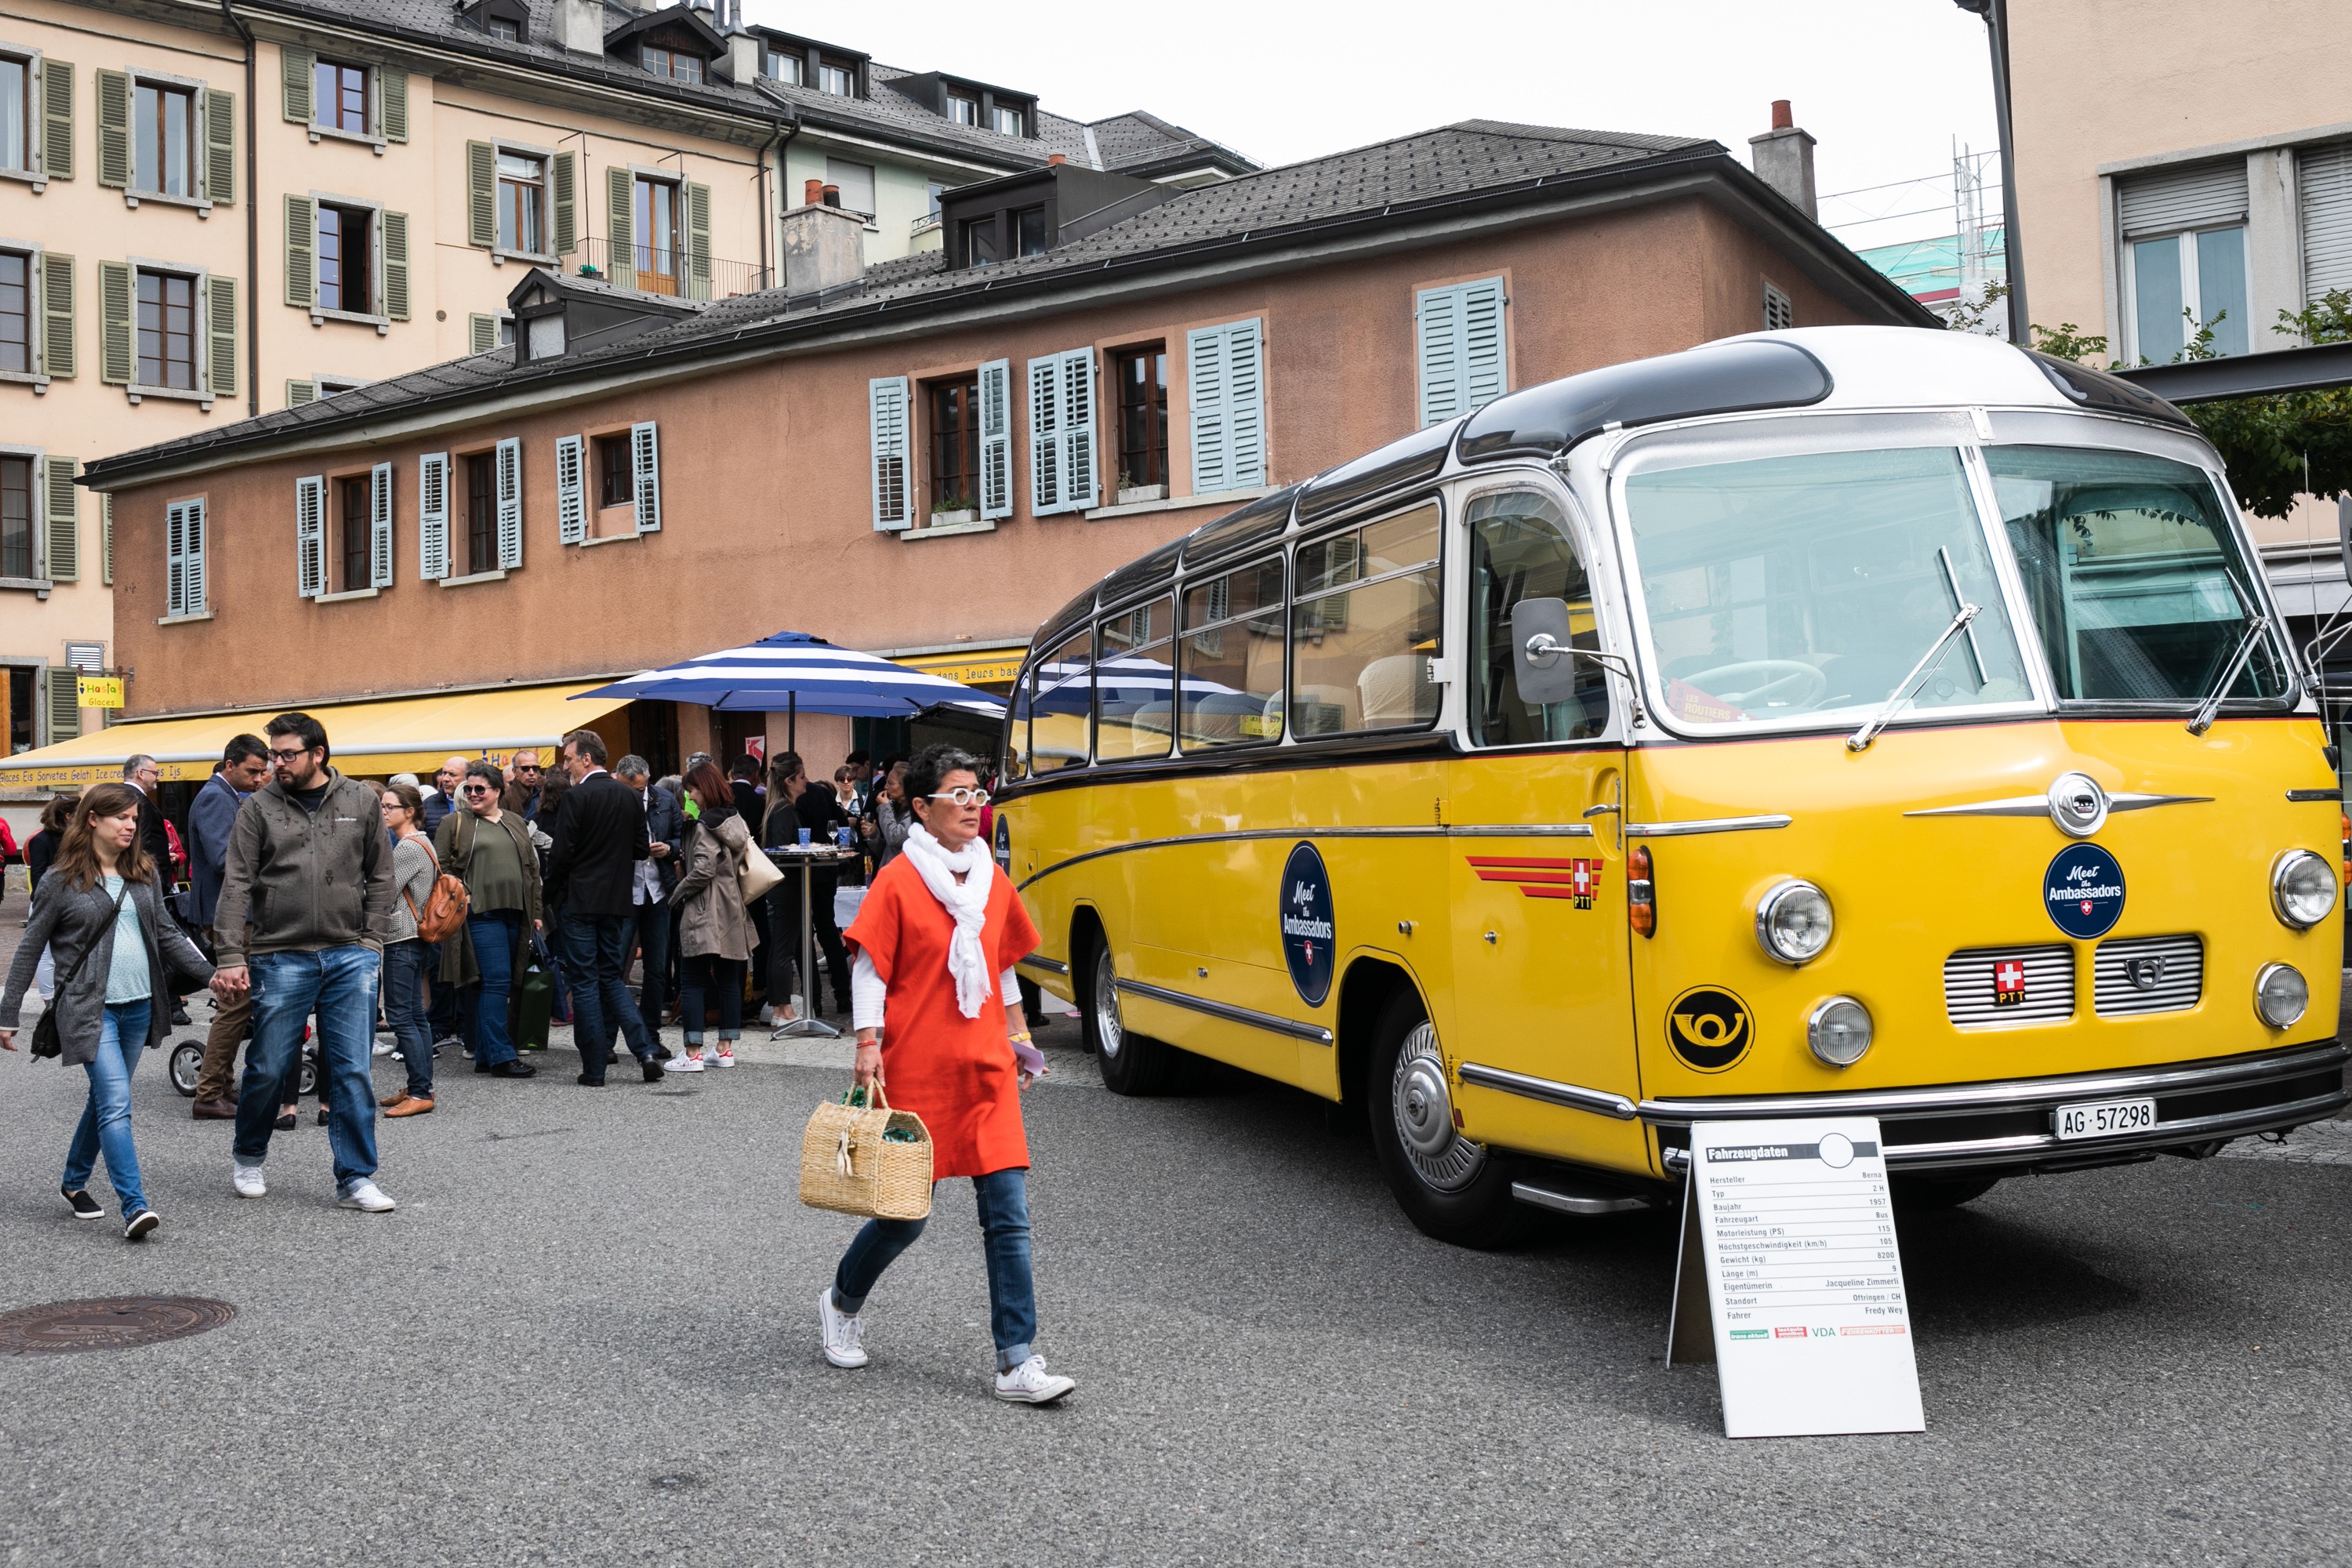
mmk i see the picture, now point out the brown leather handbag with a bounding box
[403,834,470,943]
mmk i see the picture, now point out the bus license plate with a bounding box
[2053,1096,2156,1141]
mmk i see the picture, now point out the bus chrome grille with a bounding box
[1944,943,2074,1027]
[2093,935,2204,1017]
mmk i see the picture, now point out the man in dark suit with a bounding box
[615,754,683,1051]
[545,728,657,1085]
[122,754,173,879]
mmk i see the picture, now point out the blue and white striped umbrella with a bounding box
[573,630,1006,717]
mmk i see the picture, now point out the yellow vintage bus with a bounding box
[994,327,2348,1246]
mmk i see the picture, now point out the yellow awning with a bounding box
[893,646,1029,687]
[0,683,630,789]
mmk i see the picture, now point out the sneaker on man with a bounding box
[993,1356,1076,1405]
[817,1288,868,1369]
[711,1048,738,1068]
[337,1178,397,1213]
[663,1053,706,1073]
[372,1040,397,1057]
[231,1162,267,1199]
[123,1208,160,1242]
[60,1186,103,1221]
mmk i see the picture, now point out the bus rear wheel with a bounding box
[1367,991,1525,1249]
[1083,935,1173,1097]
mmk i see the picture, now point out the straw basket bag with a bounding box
[799,1083,933,1221]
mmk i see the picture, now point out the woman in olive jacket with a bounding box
[433,761,543,1077]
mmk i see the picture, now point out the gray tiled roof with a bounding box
[1085,111,1255,176]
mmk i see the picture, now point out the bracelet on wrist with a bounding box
[1007,1031,1033,1044]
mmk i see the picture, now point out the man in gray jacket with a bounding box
[210,712,397,1213]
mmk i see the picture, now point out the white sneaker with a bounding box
[818,1288,868,1368]
[664,1053,706,1073]
[231,1162,267,1199]
[372,1040,397,1056]
[711,1048,738,1068]
[993,1356,1076,1404]
[336,1179,397,1213]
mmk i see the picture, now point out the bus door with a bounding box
[1444,485,1648,1171]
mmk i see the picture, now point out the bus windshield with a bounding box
[1622,446,2033,733]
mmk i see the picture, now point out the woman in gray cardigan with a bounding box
[2,782,215,1241]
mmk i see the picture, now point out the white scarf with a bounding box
[899,822,996,1018]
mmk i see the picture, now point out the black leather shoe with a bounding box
[641,1058,666,1083]
[576,1073,605,1087]
[489,1059,537,1078]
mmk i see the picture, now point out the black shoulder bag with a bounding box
[30,882,132,1060]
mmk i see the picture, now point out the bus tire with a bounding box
[1891,1171,2002,1210]
[1082,934,1173,1097]
[1367,989,1525,1249]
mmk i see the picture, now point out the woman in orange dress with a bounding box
[816,745,1076,1405]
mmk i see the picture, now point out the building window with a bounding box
[1116,346,1169,492]
[925,182,946,219]
[961,215,998,267]
[0,54,26,173]
[0,250,27,374]
[594,433,632,508]
[318,203,373,314]
[465,451,495,574]
[135,80,195,198]
[315,372,369,397]
[927,373,982,513]
[825,158,875,220]
[2131,227,2248,361]
[642,46,704,85]
[946,91,978,126]
[498,151,546,254]
[765,51,801,85]
[991,103,1023,137]
[0,453,30,578]
[336,474,369,592]
[489,16,519,42]
[817,60,854,96]
[314,59,368,136]
[633,174,681,296]
[1012,206,1047,257]
[137,269,197,390]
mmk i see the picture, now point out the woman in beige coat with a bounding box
[666,760,758,1071]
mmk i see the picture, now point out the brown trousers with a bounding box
[193,927,256,1103]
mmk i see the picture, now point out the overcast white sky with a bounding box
[745,0,1999,243]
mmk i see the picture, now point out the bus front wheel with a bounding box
[1083,935,1173,1097]
[1367,991,1525,1249]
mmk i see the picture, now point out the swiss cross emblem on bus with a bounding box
[1467,855,1605,909]
[1993,959,2027,1007]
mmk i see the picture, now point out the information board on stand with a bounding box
[1666,1117,1925,1439]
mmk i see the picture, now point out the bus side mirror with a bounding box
[1511,597,1584,706]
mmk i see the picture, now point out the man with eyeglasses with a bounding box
[210,711,398,1214]
[501,750,546,820]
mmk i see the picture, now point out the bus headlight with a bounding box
[2254,963,2309,1029]
[2270,850,2338,930]
[1755,880,1834,965]
[1807,996,1873,1066]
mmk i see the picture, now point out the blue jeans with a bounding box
[833,1167,1037,1371]
[679,953,742,1047]
[622,899,671,1041]
[462,913,521,1066]
[558,911,654,1077]
[64,1000,153,1214]
[234,946,381,1186]
[383,938,434,1096]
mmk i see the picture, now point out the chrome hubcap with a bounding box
[1093,946,1123,1061]
[1390,1020,1484,1192]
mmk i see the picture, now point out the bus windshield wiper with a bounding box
[2187,574,2270,735]
[1847,601,1980,753]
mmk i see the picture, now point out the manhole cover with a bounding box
[0,1296,235,1355]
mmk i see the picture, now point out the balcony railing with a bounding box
[572,238,772,300]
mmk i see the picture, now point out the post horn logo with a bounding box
[1667,985,1754,1072]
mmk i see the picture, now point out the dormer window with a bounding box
[643,46,704,85]
[947,92,978,126]
[764,51,801,85]
[1012,205,1047,256]
[817,61,855,96]
[489,17,519,41]
[960,215,998,267]
[461,0,529,44]
[991,104,1024,137]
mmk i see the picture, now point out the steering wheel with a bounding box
[1679,659,1828,710]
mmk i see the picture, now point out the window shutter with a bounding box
[41,252,74,379]
[47,667,81,742]
[554,434,586,544]
[978,358,1011,520]
[1761,280,1794,332]
[381,209,410,321]
[101,493,114,585]
[43,456,78,582]
[40,58,71,180]
[203,87,234,204]
[418,452,450,580]
[281,45,314,123]
[284,194,315,308]
[165,500,186,613]
[1416,278,1506,426]
[684,182,713,300]
[2119,161,2248,237]
[495,436,522,569]
[380,67,408,143]
[286,377,315,406]
[369,460,394,587]
[605,165,634,290]
[295,474,325,597]
[95,67,129,190]
[469,313,498,355]
[205,274,237,396]
[553,152,577,255]
[97,260,132,384]
[182,497,203,611]
[2298,143,2352,303]
[869,376,910,531]
[1058,347,1098,511]
[466,141,495,249]
[631,421,661,533]
[1187,318,1265,492]
[1027,354,1063,514]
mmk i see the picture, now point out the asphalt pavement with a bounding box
[0,943,2348,1564]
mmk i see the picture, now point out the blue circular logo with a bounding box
[2045,842,2125,938]
[1279,842,1336,1007]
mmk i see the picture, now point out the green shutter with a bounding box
[381,210,410,320]
[379,67,408,142]
[552,151,576,255]
[203,87,234,205]
[286,377,315,406]
[281,45,314,123]
[468,313,498,354]
[41,252,74,379]
[869,376,910,531]
[466,140,495,248]
[684,181,712,300]
[48,667,81,742]
[39,58,72,180]
[44,457,78,582]
[95,67,129,189]
[101,493,113,585]
[206,274,237,395]
[96,260,132,384]
[604,164,634,290]
[284,194,314,309]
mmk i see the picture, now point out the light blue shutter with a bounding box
[184,498,206,613]
[869,376,910,531]
[1187,319,1265,493]
[1057,347,1098,511]
[369,461,394,586]
[419,452,449,579]
[295,474,324,597]
[632,421,661,533]
[165,500,190,616]
[1028,353,1064,514]
[1416,278,1507,426]
[495,437,523,568]
[554,434,586,544]
[978,360,1011,520]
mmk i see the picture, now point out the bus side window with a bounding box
[1468,489,1609,744]
[1288,500,1443,737]
[1030,627,1094,773]
[1097,597,1175,762]
[1004,668,1035,782]
[1181,556,1285,750]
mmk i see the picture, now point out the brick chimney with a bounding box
[1047,153,1065,166]
[554,0,603,56]
[1748,99,1817,221]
